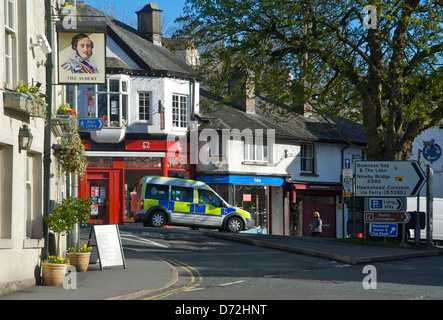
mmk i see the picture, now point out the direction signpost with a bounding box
[364,211,411,223]
[78,118,104,131]
[355,161,425,197]
[370,223,398,237]
[366,197,406,211]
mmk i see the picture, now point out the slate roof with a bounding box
[198,89,367,146]
[76,2,197,79]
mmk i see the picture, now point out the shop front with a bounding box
[290,183,342,238]
[79,139,191,224]
[196,175,286,234]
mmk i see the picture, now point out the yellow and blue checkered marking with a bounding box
[144,198,246,218]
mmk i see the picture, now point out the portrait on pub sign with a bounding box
[58,32,105,84]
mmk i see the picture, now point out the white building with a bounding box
[72,3,199,225]
[0,0,70,294]
[196,91,366,237]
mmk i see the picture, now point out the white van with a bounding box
[133,176,255,232]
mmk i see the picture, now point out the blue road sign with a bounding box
[370,223,398,237]
[78,118,104,131]
[423,143,442,163]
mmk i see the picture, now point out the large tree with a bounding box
[177,0,443,160]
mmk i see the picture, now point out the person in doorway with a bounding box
[311,211,322,237]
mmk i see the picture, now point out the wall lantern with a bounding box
[19,124,33,151]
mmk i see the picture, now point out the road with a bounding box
[119,224,443,300]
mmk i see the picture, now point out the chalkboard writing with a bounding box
[88,225,126,271]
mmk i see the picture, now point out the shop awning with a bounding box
[197,175,285,186]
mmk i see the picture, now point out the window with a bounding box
[198,189,222,207]
[172,94,188,128]
[145,184,169,201]
[0,144,13,241]
[25,153,43,240]
[138,92,151,121]
[4,0,16,87]
[300,143,314,173]
[171,186,193,202]
[84,77,128,127]
[244,137,268,162]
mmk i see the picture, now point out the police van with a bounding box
[133,176,255,232]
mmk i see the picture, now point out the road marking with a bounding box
[120,233,168,248]
[144,256,203,300]
[220,280,245,286]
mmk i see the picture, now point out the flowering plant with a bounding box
[69,244,92,253]
[44,256,69,265]
[57,104,77,117]
[52,134,87,175]
[14,81,46,118]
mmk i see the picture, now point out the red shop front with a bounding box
[79,139,192,225]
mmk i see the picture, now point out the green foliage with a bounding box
[44,196,92,234]
[177,0,443,160]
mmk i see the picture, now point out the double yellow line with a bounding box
[144,256,203,300]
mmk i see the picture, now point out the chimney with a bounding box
[136,3,162,45]
[231,67,255,114]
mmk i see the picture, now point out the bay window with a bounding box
[85,77,128,127]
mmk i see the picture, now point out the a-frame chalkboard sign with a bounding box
[87,225,126,271]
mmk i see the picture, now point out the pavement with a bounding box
[0,228,441,300]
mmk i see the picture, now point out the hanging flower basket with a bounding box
[52,104,88,176]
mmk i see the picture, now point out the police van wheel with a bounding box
[226,217,243,233]
[149,211,166,228]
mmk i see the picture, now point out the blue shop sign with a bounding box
[197,175,284,186]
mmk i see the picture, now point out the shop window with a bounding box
[124,169,162,220]
[172,94,188,128]
[234,185,267,232]
[82,77,128,127]
[300,143,314,174]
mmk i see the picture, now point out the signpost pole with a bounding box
[415,152,421,245]
[426,165,433,246]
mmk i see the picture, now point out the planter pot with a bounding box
[68,252,91,272]
[41,262,68,286]
[3,91,45,117]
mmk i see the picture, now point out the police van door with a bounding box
[170,185,195,225]
[194,189,224,227]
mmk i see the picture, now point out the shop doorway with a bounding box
[234,185,268,233]
[86,173,110,224]
[303,196,336,238]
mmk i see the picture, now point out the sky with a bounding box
[81,0,188,34]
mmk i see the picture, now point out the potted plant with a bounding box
[42,196,92,285]
[41,256,70,287]
[67,244,92,272]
